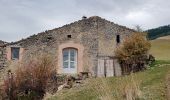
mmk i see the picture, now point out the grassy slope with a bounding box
[150,36,170,60]
[49,62,170,100]
[49,36,170,100]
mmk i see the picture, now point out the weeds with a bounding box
[2,54,54,100]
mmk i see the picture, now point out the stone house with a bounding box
[0,16,135,77]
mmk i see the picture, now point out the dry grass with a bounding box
[0,61,20,85]
[48,61,170,100]
[150,36,170,60]
[157,35,170,40]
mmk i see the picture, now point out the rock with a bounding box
[57,83,66,92]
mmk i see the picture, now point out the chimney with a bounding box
[82,16,87,19]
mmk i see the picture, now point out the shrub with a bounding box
[2,54,54,100]
[115,32,151,74]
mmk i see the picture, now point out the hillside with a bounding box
[147,25,170,40]
[150,35,170,60]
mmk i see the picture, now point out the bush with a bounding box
[115,32,151,74]
[2,54,54,100]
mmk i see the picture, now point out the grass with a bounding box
[48,61,170,100]
[150,37,170,60]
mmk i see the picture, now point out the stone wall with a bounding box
[3,16,135,76]
[0,41,7,69]
[96,16,135,56]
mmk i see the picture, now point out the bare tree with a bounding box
[134,25,143,32]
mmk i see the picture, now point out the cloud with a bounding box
[0,0,170,42]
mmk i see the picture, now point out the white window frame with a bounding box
[63,48,77,69]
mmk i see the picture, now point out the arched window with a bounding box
[63,48,77,73]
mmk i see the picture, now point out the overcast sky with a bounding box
[0,0,170,42]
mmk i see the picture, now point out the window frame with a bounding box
[62,48,77,69]
[11,47,20,60]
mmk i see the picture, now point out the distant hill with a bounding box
[146,25,170,40]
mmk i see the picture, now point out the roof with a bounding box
[0,40,8,47]
[6,16,135,46]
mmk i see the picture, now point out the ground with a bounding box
[47,35,170,100]
[150,36,170,60]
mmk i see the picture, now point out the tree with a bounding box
[115,32,151,74]
[134,25,143,32]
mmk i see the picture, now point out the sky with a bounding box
[0,0,170,42]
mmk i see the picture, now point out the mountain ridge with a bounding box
[147,25,170,40]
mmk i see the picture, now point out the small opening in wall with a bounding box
[116,35,120,44]
[67,35,72,38]
[0,51,2,55]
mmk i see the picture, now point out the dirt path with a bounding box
[165,68,170,100]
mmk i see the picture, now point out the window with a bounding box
[11,47,20,60]
[67,35,72,38]
[63,48,77,68]
[116,35,120,44]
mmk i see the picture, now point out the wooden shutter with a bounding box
[97,59,105,77]
[106,60,114,77]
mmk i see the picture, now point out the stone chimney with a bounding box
[82,16,87,19]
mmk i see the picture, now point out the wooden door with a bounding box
[97,59,105,77]
[106,60,114,77]
[97,59,114,77]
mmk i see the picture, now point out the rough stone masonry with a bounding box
[0,16,135,77]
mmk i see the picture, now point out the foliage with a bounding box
[2,54,54,100]
[115,32,151,74]
[147,25,170,40]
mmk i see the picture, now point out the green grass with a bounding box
[150,38,170,60]
[149,60,170,67]
[48,61,170,100]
